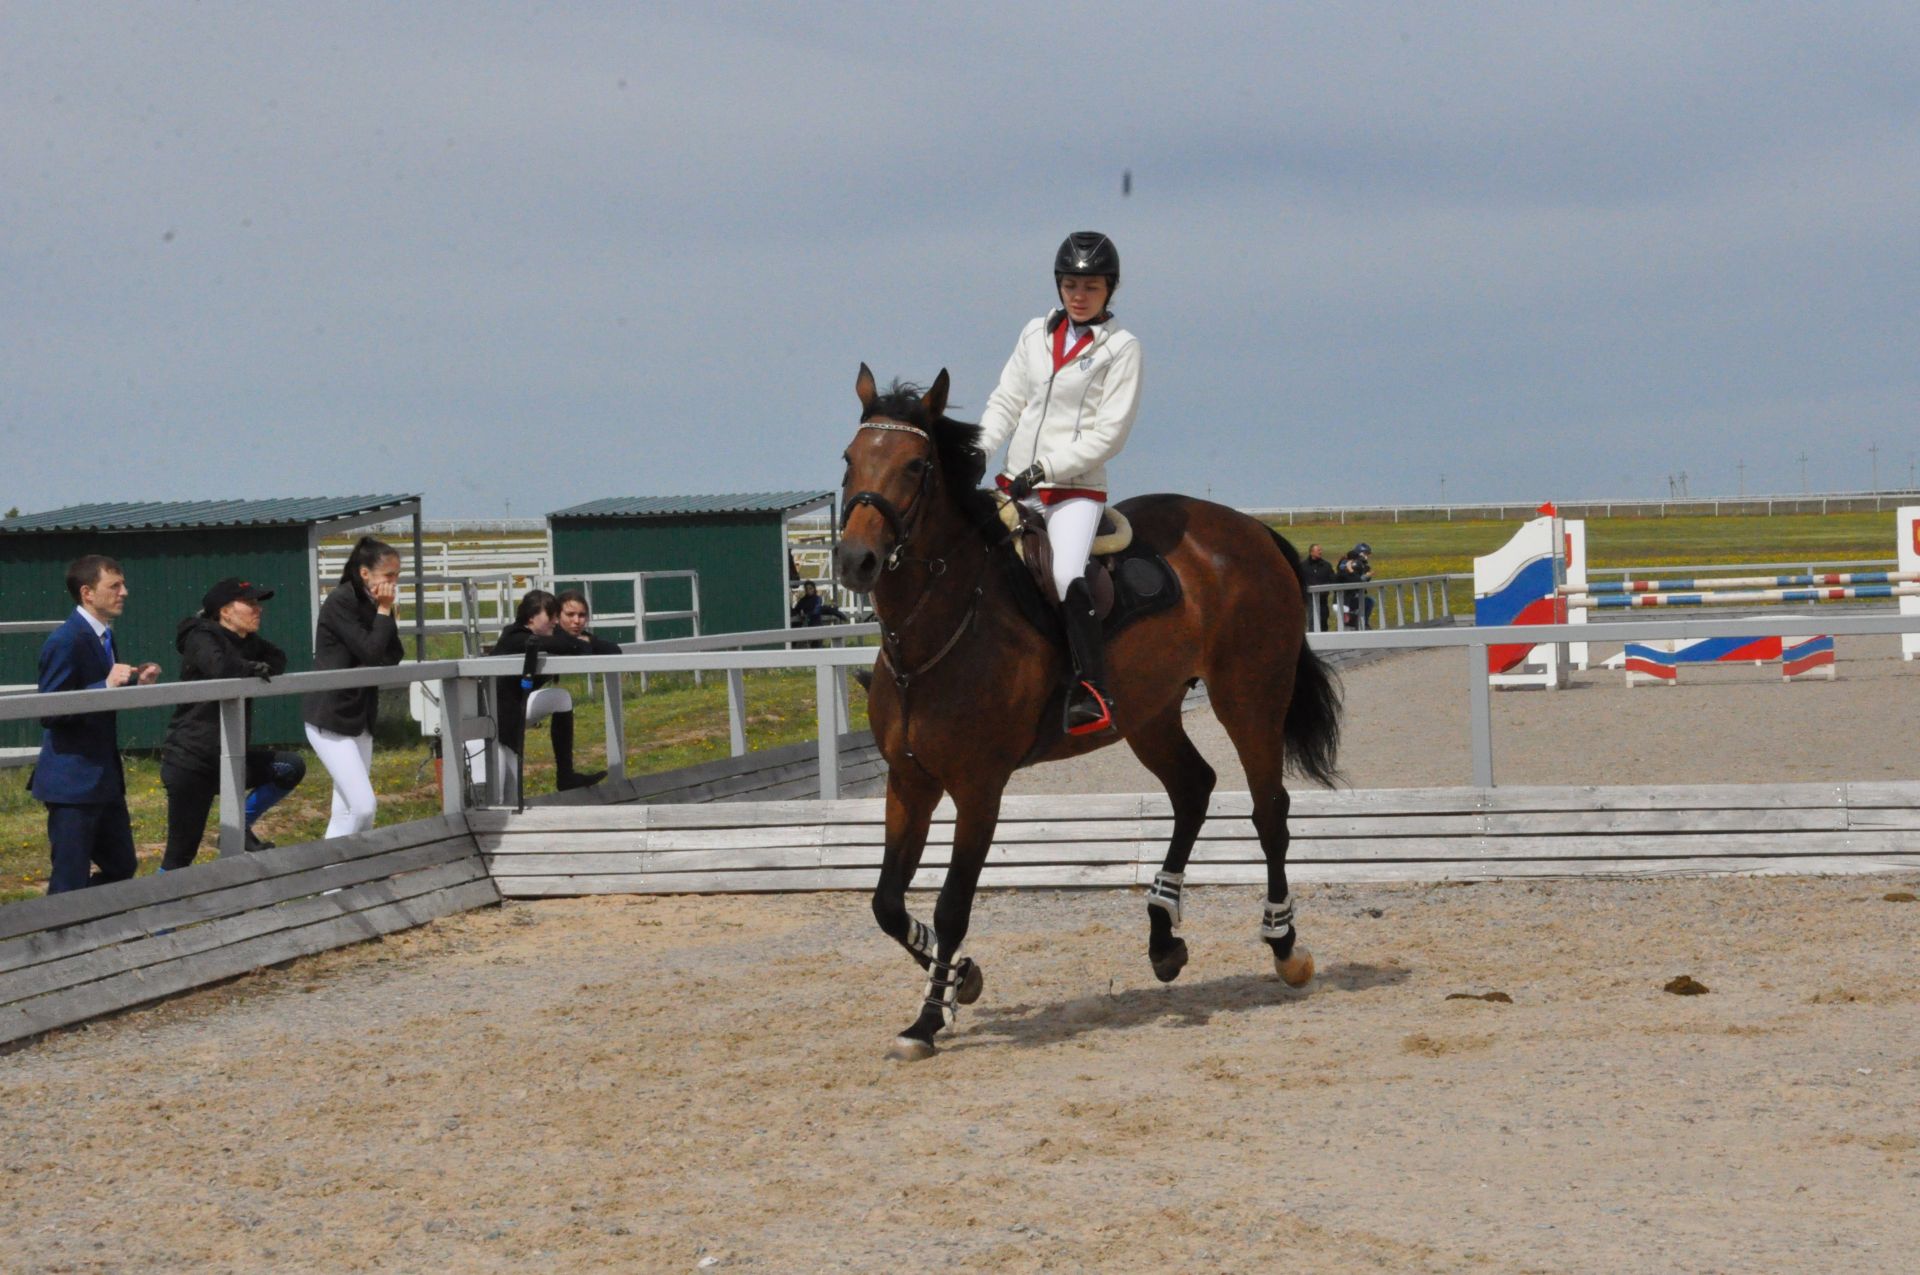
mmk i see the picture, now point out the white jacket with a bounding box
[976,313,1142,496]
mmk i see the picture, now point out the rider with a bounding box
[977,231,1142,735]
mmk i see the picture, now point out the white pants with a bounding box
[1019,494,1104,601]
[305,724,376,839]
[465,686,572,786]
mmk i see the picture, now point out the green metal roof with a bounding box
[549,492,833,520]
[0,495,420,534]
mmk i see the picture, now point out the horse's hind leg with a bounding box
[871,768,984,1004]
[1125,703,1215,982]
[1207,663,1315,989]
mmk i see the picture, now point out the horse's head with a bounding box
[835,363,951,593]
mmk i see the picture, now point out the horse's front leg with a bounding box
[886,785,1000,1062]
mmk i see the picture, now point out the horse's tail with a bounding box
[1267,528,1344,787]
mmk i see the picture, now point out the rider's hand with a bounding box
[1007,462,1046,500]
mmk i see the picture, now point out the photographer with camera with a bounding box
[1335,542,1376,630]
[159,579,304,870]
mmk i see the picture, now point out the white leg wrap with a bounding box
[1146,870,1185,927]
[906,917,938,963]
[1260,894,1296,941]
[923,957,964,1028]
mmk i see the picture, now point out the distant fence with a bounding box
[1252,490,1920,525]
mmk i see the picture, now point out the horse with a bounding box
[836,365,1342,1062]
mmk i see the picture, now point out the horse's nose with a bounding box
[836,542,880,594]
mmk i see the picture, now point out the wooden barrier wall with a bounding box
[475,781,1920,896]
[0,815,497,1048]
[533,730,887,807]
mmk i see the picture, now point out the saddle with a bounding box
[994,493,1183,636]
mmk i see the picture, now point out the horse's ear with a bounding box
[924,368,950,420]
[855,363,877,411]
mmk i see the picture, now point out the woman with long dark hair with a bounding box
[301,535,403,837]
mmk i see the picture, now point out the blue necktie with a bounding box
[102,630,115,666]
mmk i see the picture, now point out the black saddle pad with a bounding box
[1102,547,1183,636]
[998,541,1184,646]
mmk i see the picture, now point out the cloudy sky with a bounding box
[5,2,1917,518]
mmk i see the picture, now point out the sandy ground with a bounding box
[3,640,1918,1273]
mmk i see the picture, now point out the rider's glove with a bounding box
[1007,462,1047,500]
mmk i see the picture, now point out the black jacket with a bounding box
[1301,554,1337,590]
[301,582,403,735]
[488,624,609,754]
[162,616,289,776]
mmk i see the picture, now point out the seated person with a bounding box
[475,590,608,797]
[790,580,846,627]
[159,578,304,868]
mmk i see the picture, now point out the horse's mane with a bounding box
[862,380,1002,531]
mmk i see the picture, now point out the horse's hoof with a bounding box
[1150,937,1189,983]
[957,959,984,1005]
[885,1035,937,1063]
[1275,945,1315,989]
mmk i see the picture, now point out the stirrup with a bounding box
[1065,680,1114,736]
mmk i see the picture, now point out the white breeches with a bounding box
[305,725,376,839]
[1019,494,1104,601]
[466,686,572,785]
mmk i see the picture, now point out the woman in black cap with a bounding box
[158,578,305,870]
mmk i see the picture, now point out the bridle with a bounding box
[845,418,986,712]
[846,419,939,572]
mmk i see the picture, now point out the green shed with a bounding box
[548,492,834,640]
[0,496,423,751]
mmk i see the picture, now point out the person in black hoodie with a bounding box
[480,589,607,800]
[1300,543,1337,631]
[158,579,303,869]
[301,536,404,837]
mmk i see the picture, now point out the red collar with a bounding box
[1052,321,1093,372]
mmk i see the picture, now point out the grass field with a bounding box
[3,508,1907,901]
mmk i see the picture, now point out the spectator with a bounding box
[301,536,404,838]
[1300,543,1336,631]
[1336,542,1376,630]
[483,589,607,800]
[30,555,160,894]
[790,580,846,628]
[555,589,623,655]
[159,579,304,870]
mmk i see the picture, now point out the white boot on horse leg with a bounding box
[1262,894,1314,988]
[886,953,972,1062]
[1145,870,1190,983]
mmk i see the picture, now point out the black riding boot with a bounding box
[551,710,607,790]
[1061,578,1115,735]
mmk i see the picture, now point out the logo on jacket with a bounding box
[1078,354,1093,369]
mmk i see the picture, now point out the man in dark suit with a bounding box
[32,555,161,894]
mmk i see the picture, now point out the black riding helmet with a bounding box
[1053,231,1119,327]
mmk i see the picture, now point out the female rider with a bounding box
[976,231,1142,735]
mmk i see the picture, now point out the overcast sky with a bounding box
[5,2,1917,518]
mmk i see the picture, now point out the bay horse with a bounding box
[837,366,1342,1062]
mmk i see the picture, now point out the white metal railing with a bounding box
[1,620,64,696]
[1305,574,1458,633]
[5,612,1915,870]
[536,570,705,690]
